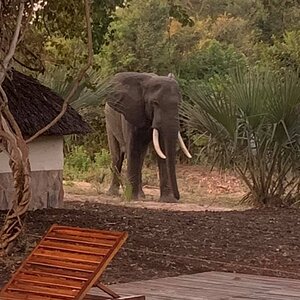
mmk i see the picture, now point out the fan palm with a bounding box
[38,66,112,154]
[181,69,300,206]
[37,65,111,110]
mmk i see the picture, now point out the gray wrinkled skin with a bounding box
[105,72,182,202]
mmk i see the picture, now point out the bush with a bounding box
[64,146,111,183]
[177,39,247,81]
[64,146,92,181]
[94,149,111,168]
[252,30,300,73]
[181,68,300,207]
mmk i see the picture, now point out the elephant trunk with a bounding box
[166,147,180,200]
[163,128,180,200]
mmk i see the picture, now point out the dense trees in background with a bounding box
[26,0,300,79]
[96,0,300,77]
[22,0,300,98]
[12,1,297,74]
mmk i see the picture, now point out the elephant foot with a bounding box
[129,193,145,201]
[159,194,179,203]
[128,188,145,201]
[107,186,120,196]
[138,189,145,199]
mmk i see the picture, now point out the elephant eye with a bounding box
[152,99,159,105]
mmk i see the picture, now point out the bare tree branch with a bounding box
[0,1,25,138]
[26,0,94,143]
[17,0,34,45]
[0,1,25,84]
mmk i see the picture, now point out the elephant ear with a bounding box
[106,72,150,128]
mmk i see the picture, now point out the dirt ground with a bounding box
[1,165,299,287]
[64,165,247,209]
[1,202,300,287]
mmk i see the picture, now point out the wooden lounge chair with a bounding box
[0,224,145,300]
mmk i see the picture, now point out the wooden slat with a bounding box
[0,290,66,300]
[22,265,91,281]
[51,225,123,236]
[7,282,77,298]
[76,229,128,300]
[50,227,120,240]
[45,234,116,247]
[28,256,97,272]
[40,240,110,255]
[16,273,84,289]
[33,248,104,264]
[0,224,129,300]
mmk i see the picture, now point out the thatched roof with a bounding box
[2,69,91,137]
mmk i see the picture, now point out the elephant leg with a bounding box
[127,144,148,200]
[126,129,151,200]
[137,146,148,198]
[157,157,178,203]
[107,131,124,196]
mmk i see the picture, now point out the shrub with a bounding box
[181,68,300,207]
[177,39,246,81]
[64,146,92,181]
[94,149,111,168]
[64,147,111,184]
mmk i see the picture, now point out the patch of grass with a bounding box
[64,147,112,194]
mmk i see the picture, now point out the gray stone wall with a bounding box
[0,170,64,210]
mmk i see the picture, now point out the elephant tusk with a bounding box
[178,132,192,159]
[153,129,167,159]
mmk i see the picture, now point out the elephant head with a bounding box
[107,72,191,200]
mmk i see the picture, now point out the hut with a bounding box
[0,69,91,210]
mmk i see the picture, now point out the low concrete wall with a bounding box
[0,170,64,210]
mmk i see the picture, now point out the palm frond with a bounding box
[181,67,300,206]
[37,66,112,110]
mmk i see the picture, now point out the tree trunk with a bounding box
[0,117,31,255]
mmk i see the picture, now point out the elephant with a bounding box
[104,72,191,202]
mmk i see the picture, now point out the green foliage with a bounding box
[38,66,111,157]
[184,0,258,20]
[253,0,300,43]
[181,68,300,206]
[33,0,126,53]
[251,30,300,73]
[177,39,246,80]
[43,37,88,70]
[63,146,134,198]
[94,149,111,168]
[98,0,173,75]
[98,0,197,76]
[64,146,111,183]
[167,0,194,27]
[270,31,300,72]
[210,14,254,52]
[38,65,111,109]
[64,146,92,180]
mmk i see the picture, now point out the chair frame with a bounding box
[0,224,145,300]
